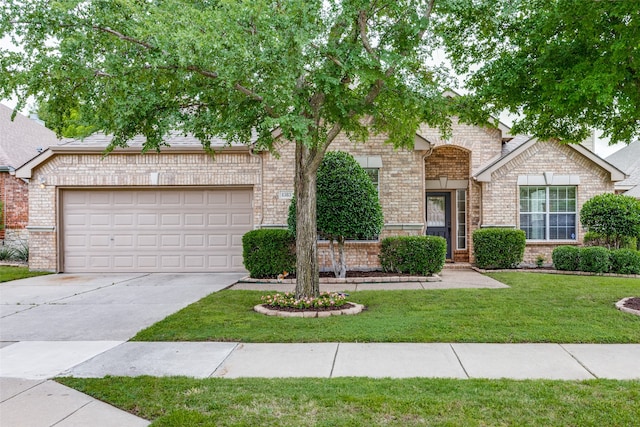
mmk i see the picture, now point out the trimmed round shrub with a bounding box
[580,193,640,249]
[578,246,611,273]
[242,229,296,278]
[610,249,640,275]
[379,235,446,275]
[472,228,526,269]
[552,245,581,271]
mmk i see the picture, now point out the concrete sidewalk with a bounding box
[3,341,640,381]
[2,269,638,427]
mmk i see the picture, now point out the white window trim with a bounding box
[519,186,578,241]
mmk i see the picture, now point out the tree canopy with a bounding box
[4,0,640,297]
[1,0,456,298]
[438,0,640,144]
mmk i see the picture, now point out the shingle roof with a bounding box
[605,141,640,190]
[0,103,59,169]
[60,131,251,148]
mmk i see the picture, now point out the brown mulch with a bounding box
[262,302,355,312]
[623,297,640,311]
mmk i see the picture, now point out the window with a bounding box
[456,189,466,249]
[519,186,577,240]
[364,168,379,194]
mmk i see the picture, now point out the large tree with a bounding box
[0,0,456,298]
[288,151,384,278]
[436,0,640,144]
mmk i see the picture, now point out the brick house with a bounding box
[16,120,625,272]
[0,104,58,250]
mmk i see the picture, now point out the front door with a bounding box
[426,192,452,259]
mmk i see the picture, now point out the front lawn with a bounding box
[0,266,51,283]
[133,273,640,343]
[57,376,640,426]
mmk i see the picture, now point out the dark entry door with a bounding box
[426,192,452,259]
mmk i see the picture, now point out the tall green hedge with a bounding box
[242,229,296,278]
[379,235,446,275]
[472,228,526,269]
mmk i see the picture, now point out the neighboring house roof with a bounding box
[605,141,640,195]
[0,103,59,171]
[474,137,627,182]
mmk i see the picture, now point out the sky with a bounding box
[0,36,627,158]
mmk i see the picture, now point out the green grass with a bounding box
[57,376,640,426]
[133,273,640,343]
[0,266,50,283]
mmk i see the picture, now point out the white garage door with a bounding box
[62,188,253,272]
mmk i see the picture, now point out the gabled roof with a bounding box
[605,141,640,194]
[474,137,627,182]
[0,103,59,171]
[15,131,253,179]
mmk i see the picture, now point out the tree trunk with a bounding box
[337,236,346,279]
[328,237,347,279]
[294,141,321,299]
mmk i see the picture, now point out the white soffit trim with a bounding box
[354,156,383,168]
[517,174,581,186]
[426,179,469,190]
[414,133,432,150]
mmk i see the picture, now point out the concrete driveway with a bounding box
[0,272,245,341]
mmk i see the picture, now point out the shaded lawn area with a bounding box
[57,376,640,427]
[133,273,640,343]
[0,266,51,283]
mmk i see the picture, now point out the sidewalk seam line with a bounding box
[559,344,598,379]
[50,397,93,426]
[329,343,340,378]
[449,344,470,379]
[0,379,46,404]
[209,342,240,378]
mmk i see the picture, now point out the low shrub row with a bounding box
[379,235,446,275]
[552,245,640,274]
[243,230,447,278]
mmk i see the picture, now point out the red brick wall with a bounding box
[0,173,30,239]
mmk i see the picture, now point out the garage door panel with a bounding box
[63,188,252,272]
[208,235,228,247]
[232,213,252,226]
[89,235,111,247]
[114,256,134,268]
[184,235,205,248]
[161,192,181,205]
[137,256,158,269]
[185,214,205,226]
[161,214,181,226]
[114,214,134,226]
[89,214,111,226]
[208,213,228,226]
[113,235,134,247]
[137,235,158,248]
